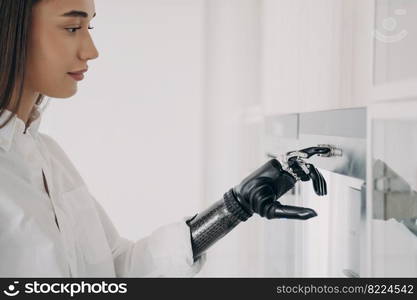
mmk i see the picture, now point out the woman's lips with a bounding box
[67,72,86,81]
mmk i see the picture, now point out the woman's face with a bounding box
[25,0,99,98]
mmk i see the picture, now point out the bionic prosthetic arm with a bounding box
[186,146,332,261]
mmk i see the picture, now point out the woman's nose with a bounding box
[89,43,99,61]
[79,34,99,61]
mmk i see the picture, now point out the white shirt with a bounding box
[0,106,205,277]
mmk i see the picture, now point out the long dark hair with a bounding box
[0,0,45,129]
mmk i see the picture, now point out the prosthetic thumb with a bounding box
[265,202,317,220]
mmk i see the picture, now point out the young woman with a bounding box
[0,0,327,277]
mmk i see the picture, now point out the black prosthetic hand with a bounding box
[186,147,329,261]
[231,159,318,220]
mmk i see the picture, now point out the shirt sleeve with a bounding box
[37,133,206,277]
[92,197,206,277]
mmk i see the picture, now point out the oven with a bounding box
[263,107,367,277]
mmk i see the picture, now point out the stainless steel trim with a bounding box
[299,108,367,138]
[265,108,367,180]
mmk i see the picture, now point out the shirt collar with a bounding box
[0,105,43,152]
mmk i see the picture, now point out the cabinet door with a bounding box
[372,0,417,101]
[367,99,417,277]
[368,4,417,276]
[261,0,373,115]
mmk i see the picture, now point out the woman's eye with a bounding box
[66,27,81,33]
[65,26,95,33]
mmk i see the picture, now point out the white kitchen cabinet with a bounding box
[372,0,417,102]
[366,99,417,277]
[261,0,373,115]
[366,1,417,277]
[366,2,417,277]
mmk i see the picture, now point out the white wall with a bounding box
[40,0,206,240]
[199,0,266,277]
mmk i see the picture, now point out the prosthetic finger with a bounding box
[286,146,331,160]
[319,170,327,195]
[298,146,332,158]
[317,168,327,196]
[308,165,319,194]
[308,165,327,196]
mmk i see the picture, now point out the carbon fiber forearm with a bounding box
[186,189,251,261]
